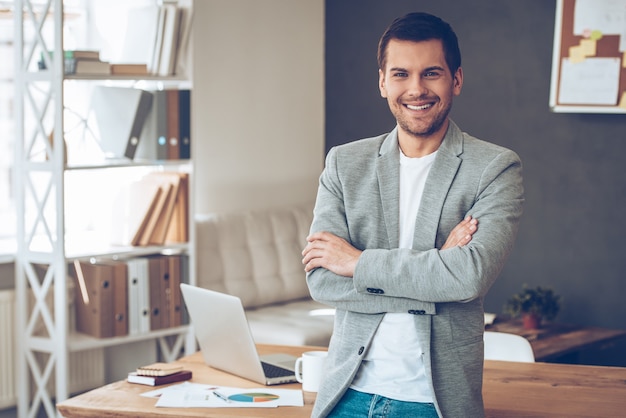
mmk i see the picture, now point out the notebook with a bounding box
[179,283,298,385]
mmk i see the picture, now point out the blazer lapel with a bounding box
[412,121,464,251]
[377,129,401,248]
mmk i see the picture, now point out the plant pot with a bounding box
[523,313,541,330]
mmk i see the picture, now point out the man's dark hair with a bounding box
[377,12,461,74]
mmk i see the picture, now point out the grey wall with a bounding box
[325,0,626,334]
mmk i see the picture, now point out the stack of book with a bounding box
[111,171,189,248]
[39,50,111,75]
[128,362,192,386]
[123,0,193,77]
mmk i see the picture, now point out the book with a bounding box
[137,362,183,376]
[137,182,173,247]
[165,172,189,243]
[39,50,100,68]
[121,3,160,69]
[73,59,111,75]
[110,63,149,75]
[110,177,163,247]
[63,50,100,60]
[146,172,182,245]
[127,370,192,386]
[157,4,181,76]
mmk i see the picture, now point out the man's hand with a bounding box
[441,215,478,250]
[302,231,362,276]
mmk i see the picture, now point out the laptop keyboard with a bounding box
[262,362,293,378]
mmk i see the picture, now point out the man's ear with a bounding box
[379,69,388,98]
[453,67,463,96]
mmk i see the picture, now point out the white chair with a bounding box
[483,331,535,363]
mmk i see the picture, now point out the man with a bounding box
[301,12,524,418]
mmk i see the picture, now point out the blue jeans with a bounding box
[327,388,439,418]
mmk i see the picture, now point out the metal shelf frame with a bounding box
[13,1,196,416]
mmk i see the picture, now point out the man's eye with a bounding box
[392,71,408,77]
[424,71,441,78]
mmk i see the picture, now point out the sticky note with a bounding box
[590,30,603,41]
[569,45,586,64]
[579,39,596,57]
[619,92,626,110]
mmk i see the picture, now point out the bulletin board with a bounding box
[549,0,626,113]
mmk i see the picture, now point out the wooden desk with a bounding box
[486,319,626,362]
[57,344,626,418]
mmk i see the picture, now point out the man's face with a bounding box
[379,39,463,142]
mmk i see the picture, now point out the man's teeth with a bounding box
[407,104,431,110]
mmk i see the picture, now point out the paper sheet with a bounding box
[558,57,621,105]
[141,382,304,408]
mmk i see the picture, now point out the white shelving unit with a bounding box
[13,1,195,417]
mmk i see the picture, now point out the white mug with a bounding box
[295,350,328,392]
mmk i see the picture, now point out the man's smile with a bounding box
[406,103,433,111]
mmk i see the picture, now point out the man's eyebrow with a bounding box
[388,66,408,72]
[387,65,447,73]
[423,65,446,73]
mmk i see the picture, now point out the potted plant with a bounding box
[503,285,561,329]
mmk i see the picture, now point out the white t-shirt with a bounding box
[350,148,437,402]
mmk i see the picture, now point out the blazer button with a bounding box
[358,346,365,355]
[408,309,426,315]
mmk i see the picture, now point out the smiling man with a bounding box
[302,12,524,418]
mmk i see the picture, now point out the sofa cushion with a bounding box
[195,203,314,309]
[246,299,335,346]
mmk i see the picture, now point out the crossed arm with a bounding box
[302,215,478,277]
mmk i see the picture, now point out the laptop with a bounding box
[179,283,298,385]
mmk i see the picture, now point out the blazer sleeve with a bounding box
[306,147,437,315]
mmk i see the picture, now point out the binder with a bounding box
[166,255,183,327]
[72,260,120,338]
[166,89,180,160]
[86,86,153,160]
[127,257,151,334]
[147,255,167,330]
[136,90,168,161]
[110,261,129,337]
[179,254,190,325]
[178,89,191,159]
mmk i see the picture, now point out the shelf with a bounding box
[68,326,191,352]
[64,159,192,171]
[14,1,197,415]
[23,232,189,262]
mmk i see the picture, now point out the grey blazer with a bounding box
[306,121,524,418]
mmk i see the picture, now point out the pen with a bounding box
[212,390,231,403]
